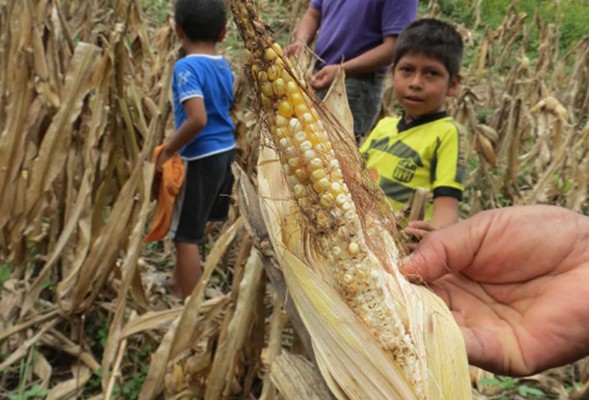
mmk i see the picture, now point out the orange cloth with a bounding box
[144,145,185,242]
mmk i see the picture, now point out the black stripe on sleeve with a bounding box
[432,186,462,201]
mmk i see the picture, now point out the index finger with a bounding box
[401,205,583,284]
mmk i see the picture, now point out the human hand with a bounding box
[401,205,589,376]
[155,147,174,173]
[152,147,174,199]
[403,220,438,252]
[310,65,339,90]
[285,40,304,58]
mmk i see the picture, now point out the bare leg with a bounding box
[168,241,202,299]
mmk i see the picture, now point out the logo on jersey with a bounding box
[393,158,417,183]
[178,70,192,86]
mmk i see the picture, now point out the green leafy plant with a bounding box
[0,263,11,286]
[480,376,547,398]
[8,384,49,400]
[518,384,546,397]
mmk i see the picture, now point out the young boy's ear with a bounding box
[447,74,462,97]
[175,24,185,39]
[217,26,227,42]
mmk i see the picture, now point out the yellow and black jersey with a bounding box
[360,111,466,220]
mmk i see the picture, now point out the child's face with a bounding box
[392,52,460,122]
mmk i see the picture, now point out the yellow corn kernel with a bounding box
[295,104,309,118]
[316,210,331,229]
[293,184,306,198]
[303,149,317,162]
[275,115,289,128]
[290,92,304,107]
[293,131,307,144]
[272,42,284,57]
[288,157,301,169]
[261,82,273,97]
[348,242,359,256]
[288,118,303,134]
[265,46,278,61]
[275,127,288,139]
[257,70,268,82]
[267,65,281,81]
[261,94,272,109]
[330,182,344,196]
[305,123,318,135]
[297,197,310,208]
[273,78,286,96]
[278,100,293,118]
[310,169,327,182]
[320,192,335,207]
[308,158,324,170]
[336,193,349,205]
[312,177,330,193]
[285,80,298,95]
[301,112,314,126]
[299,140,312,151]
[282,163,292,176]
[294,168,309,181]
[330,168,343,181]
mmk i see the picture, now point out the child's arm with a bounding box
[156,98,206,171]
[403,196,459,252]
[430,196,460,228]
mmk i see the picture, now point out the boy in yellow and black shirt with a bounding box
[360,19,466,235]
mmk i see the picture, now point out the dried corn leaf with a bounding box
[24,42,101,220]
[0,318,59,371]
[33,352,52,390]
[322,67,354,142]
[270,353,334,400]
[102,164,153,389]
[204,249,264,400]
[46,364,91,400]
[140,218,243,399]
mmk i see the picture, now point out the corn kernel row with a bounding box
[246,41,424,394]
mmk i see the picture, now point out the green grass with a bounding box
[438,0,589,53]
[141,0,171,24]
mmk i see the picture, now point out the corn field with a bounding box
[1,0,588,399]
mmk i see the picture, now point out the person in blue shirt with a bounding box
[156,0,235,299]
[285,0,418,144]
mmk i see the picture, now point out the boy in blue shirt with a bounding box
[156,0,235,299]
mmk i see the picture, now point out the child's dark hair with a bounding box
[174,0,227,43]
[393,19,463,79]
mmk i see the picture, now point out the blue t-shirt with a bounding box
[172,54,235,160]
[310,0,417,70]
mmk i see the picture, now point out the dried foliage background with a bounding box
[0,0,588,399]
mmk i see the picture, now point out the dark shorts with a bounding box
[316,72,385,144]
[345,73,385,143]
[169,149,235,244]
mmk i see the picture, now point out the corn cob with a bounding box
[231,1,470,398]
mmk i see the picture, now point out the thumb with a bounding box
[400,234,453,283]
[400,216,484,282]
